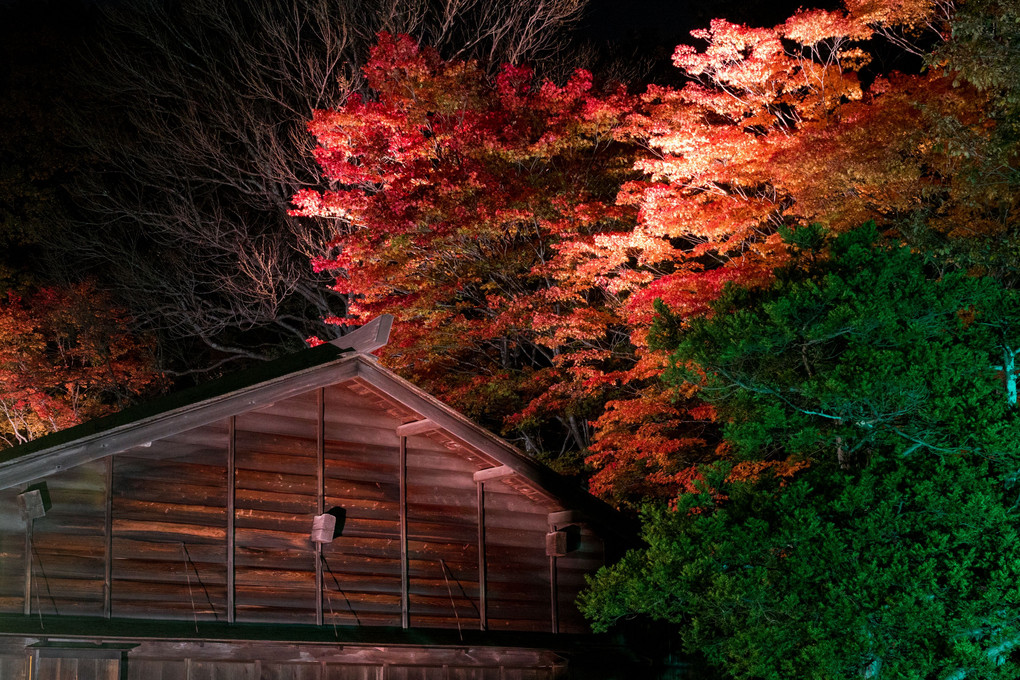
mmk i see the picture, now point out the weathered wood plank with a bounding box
[114,484,227,509]
[234,489,324,514]
[110,579,227,602]
[126,659,189,680]
[111,559,227,584]
[234,509,316,533]
[28,575,105,599]
[321,612,401,628]
[113,519,226,543]
[328,313,392,354]
[24,554,107,580]
[115,460,228,489]
[395,419,437,437]
[112,538,224,563]
[234,470,317,496]
[111,601,225,620]
[112,498,227,526]
[472,466,513,483]
[31,531,106,552]
[234,527,313,551]
[477,481,487,631]
[123,440,228,465]
[23,597,105,617]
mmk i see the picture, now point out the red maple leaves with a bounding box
[0,284,160,448]
[296,0,1013,503]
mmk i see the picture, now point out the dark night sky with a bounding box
[0,0,823,74]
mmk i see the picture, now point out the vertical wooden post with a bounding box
[549,555,559,633]
[476,481,487,631]
[399,435,409,629]
[227,416,236,624]
[316,388,326,627]
[104,456,114,619]
[23,519,32,616]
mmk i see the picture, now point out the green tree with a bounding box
[582,455,1020,679]
[659,224,1020,466]
[581,226,1020,679]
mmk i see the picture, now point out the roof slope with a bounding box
[0,320,635,540]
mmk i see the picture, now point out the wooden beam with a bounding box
[23,518,32,617]
[316,388,325,627]
[472,466,513,483]
[227,416,236,624]
[399,435,409,629]
[547,510,579,528]
[477,481,487,631]
[104,456,113,619]
[549,555,559,634]
[395,419,437,438]
[328,314,393,354]
[357,357,641,543]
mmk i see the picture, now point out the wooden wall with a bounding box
[322,382,403,628]
[0,379,606,634]
[234,393,317,623]
[113,422,229,621]
[27,460,107,617]
[0,488,22,613]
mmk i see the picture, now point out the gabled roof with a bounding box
[0,316,634,540]
[0,315,391,482]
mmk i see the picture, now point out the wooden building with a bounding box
[0,317,637,679]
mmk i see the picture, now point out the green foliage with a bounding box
[582,225,1020,678]
[657,224,1020,468]
[581,455,1020,679]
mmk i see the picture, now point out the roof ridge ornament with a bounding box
[329,315,394,354]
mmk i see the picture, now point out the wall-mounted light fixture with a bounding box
[311,507,346,543]
[546,509,581,557]
[18,482,50,521]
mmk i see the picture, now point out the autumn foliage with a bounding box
[0,283,160,448]
[297,0,1017,503]
[292,34,640,461]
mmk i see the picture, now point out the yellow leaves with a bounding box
[843,0,942,30]
[783,9,874,44]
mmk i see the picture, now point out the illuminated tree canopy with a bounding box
[581,226,1020,678]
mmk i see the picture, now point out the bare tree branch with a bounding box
[58,0,589,374]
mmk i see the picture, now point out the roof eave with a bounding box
[0,356,359,491]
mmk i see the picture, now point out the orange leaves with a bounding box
[842,0,944,30]
[675,21,787,89]
[0,284,160,448]
[580,0,991,503]
[725,459,812,484]
[586,388,717,500]
[782,9,873,43]
[293,8,1008,505]
[295,33,641,458]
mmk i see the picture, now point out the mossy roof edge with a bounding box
[0,344,351,466]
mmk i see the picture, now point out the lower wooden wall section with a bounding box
[0,638,565,680]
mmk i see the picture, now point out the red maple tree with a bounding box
[0,283,161,447]
[297,0,1014,503]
